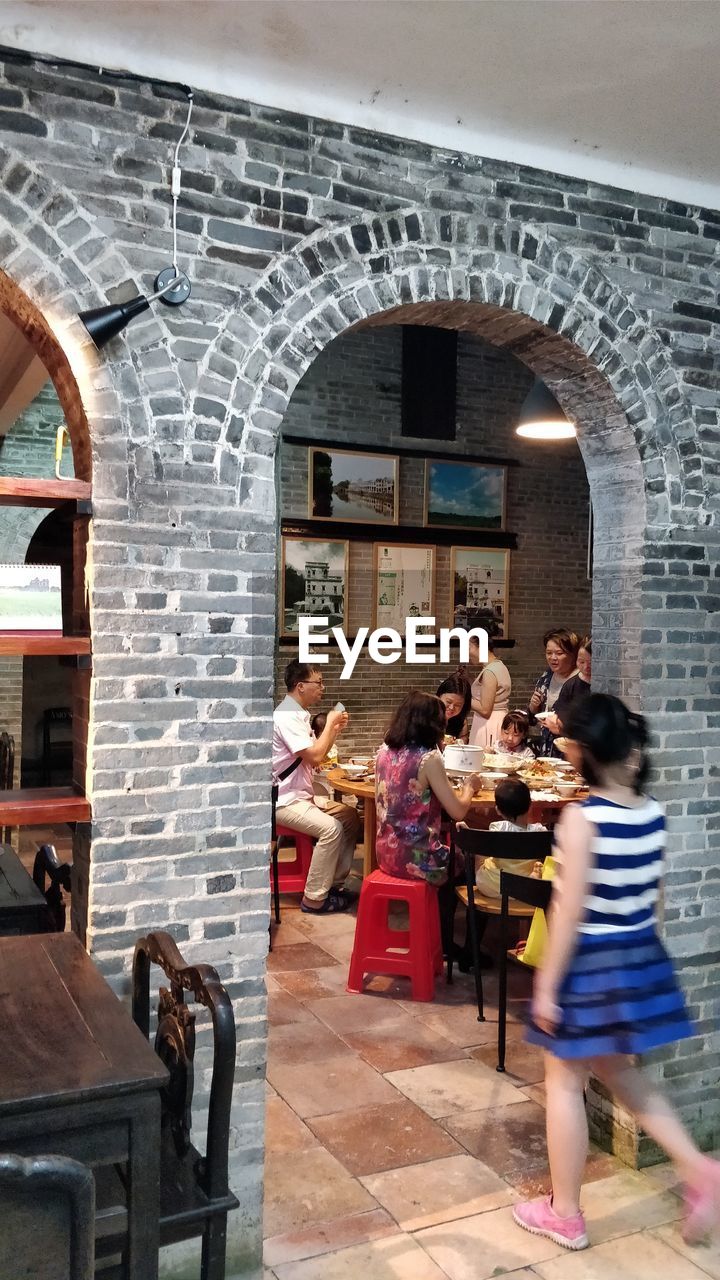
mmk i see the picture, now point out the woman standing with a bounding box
[546,637,591,739]
[468,620,511,747]
[529,628,579,756]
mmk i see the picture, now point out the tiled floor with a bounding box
[263,879,718,1279]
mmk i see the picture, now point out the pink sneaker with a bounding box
[683,1157,720,1244]
[513,1196,589,1250]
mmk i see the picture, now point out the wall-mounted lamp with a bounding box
[78,267,191,349]
[515,378,576,440]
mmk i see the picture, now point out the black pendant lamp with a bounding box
[79,267,191,350]
[516,378,576,440]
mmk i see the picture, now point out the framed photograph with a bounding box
[374,543,436,631]
[450,547,510,635]
[424,459,506,531]
[281,537,349,635]
[0,563,63,632]
[309,447,399,525]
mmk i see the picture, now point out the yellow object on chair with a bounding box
[517,855,555,968]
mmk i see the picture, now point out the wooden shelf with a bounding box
[0,635,91,657]
[0,788,91,826]
[0,476,92,509]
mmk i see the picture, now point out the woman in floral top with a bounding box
[375,691,482,885]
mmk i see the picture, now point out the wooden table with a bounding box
[0,843,53,934]
[0,932,169,1280]
[325,766,580,877]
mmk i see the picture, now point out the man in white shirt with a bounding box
[273,659,361,914]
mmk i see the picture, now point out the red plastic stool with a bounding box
[275,825,315,894]
[347,870,443,1001]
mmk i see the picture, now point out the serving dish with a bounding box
[444,743,485,773]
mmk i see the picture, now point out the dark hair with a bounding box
[284,658,321,692]
[501,710,530,739]
[436,670,472,737]
[579,636,592,655]
[542,628,580,658]
[495,777,532,821]
[310,712,327,736]
[385,691,446,751]
[565,692,650,793]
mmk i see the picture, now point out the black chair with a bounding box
[449,825,553,1023]
[498,869,553,1073]
[33,842,73,932]
[95,930,239,1280]
[0,1152,95,1280]
[0,731,15,844]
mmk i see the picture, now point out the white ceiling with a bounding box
[1,0,719,207]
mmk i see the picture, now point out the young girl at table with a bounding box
[493,710,535,758]
[474,777,546,898]
[513,693,716,1252]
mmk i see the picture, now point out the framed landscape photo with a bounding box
[450,547,510,636]
[0,563,63,632]
[374,543,435,631]
[309,447,399,525]
[281,537,349,636]
[424,459,506,532]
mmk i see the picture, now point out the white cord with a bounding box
[171,91,194,276]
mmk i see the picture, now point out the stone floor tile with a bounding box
[309,930,355,964]
[360,1152,516,1231]
[271,964,351,1002]
[267,941,340,972]
[267,988,318,1027]
[522,1081,546,1107]
[307,992,409,1036]
[265,1094,320,1154]
[533,1231,712,1280]
[408,1001,510,1049]
[342,1018,466,1073]
[267,1020,354,1070]
[267,1053,401,1118]
[508,1145,622,1199]
[263,1146,377,1237]
[271,921,311,948]
[443,1098,548,1178]
[263,1207,398,1268]
[272,1234,450,1280]
[652,1220,720,1278]
[385,1057,524,1118]
[307,1098,461,1177]
[471,1038,545,1084]
[577,1169,683,1242]
[415,1204,566,1279]
[641,1161,682,1194]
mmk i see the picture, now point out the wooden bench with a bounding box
[95,930,239,1280]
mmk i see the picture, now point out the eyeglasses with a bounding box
[301,679,325,688]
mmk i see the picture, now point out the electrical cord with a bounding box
[171,91,194,276]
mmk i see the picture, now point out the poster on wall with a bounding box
[0,563,63,632]
[281,537,348,635]
[424,459,506,531]
[309,447,399,525]
[374,543,435,631]
[450,547,510,636]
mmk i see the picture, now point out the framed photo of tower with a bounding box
[308,447,399,525]
[450,547,510,636]
[281,536,349,636]
[424,459,506,532]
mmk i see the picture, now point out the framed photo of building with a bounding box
[374,543,435,631]
[450,547,510,635]
[281,537,349,635]
[309,447,399,525]
[424,459,506,532]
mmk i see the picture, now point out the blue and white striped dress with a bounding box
[526,795,693,1059]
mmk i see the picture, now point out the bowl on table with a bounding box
[341,762,370,778]
[553,779,584,795]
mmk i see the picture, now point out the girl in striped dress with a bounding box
[513,693,719,1251]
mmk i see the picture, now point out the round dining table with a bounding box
[324,765,583,877]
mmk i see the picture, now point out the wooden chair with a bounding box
[449,825,553,1022]
[95,930,239,1280]
[0,1152,95,1280]
[498,869,553,1072]
[0,731,15,843]
[33,842,72,932]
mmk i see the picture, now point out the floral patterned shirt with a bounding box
[375,744,451,885]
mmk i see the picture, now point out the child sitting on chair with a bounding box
[494,710,535,758]
[311,712,339,767]
[475,777,546,897]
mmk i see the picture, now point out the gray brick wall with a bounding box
[0,45,718,1273]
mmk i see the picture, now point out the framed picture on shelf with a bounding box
[450,547,510,636]
[424,459,506,532]
[281,537,349,636]
[0,563,63,632]
[374,543,435,631]
[308,447,399,525]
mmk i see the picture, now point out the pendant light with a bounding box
[516,378,576,440]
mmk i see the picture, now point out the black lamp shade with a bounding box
[78,294,150,349]
[518,378,570,426]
